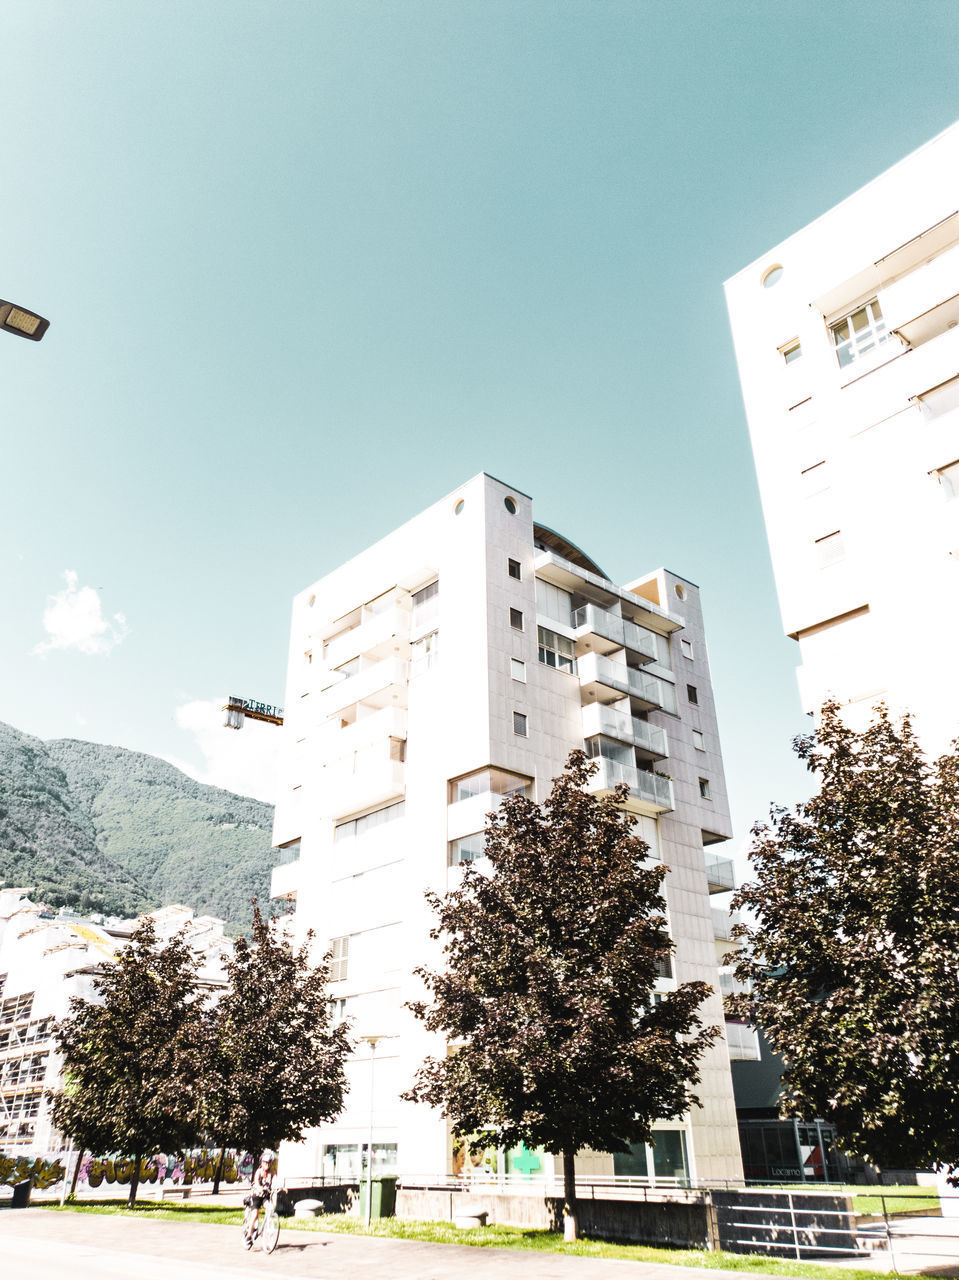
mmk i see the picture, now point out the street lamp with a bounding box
[0,299,50,342]
[359,1034,380,1228]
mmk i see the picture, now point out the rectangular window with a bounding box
[334,799,405,841]
[699,777,711,800]
[726,1021,761,1061]
[329,936,349,982]
[537,626,576,673]
[410,629,439,674]
[513,711,528,737]
[830,298,890,368]
[686,684,698,705]
[508,558,522,580]
[781,338,802,364]
[0,994,33,1026]
[411,579,439,629]
[448,832,486,865]
[535,577,573,626]
[815,530,845,566]
[680,639,693,660]
[510,658,526,682]
[935,459,959,499]
[692,730,705,751]
[509,607,524,631]
[449,768,532,804]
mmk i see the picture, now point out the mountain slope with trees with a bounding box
[0,720,280,931]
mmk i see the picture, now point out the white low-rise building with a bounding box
[271,472,744,1185]
[725,121,959,752]
[0,888,228,1155]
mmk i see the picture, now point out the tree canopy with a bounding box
[405,750,718,1238]
[201,904,350,1177]
[731,701,959,1175]
[50,918,207,1205]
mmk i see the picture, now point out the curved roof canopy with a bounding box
[532,523,607,579]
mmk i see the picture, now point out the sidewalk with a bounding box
[0,1208,790,1280]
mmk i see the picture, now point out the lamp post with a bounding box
[359,1035,380,1227]
[0,299,50,341]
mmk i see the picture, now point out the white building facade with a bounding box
[725,121,959,752]
[271,473,743,1185]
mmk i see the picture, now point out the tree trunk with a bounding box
[212,1146,226,1196]
[68,1148,85,1200]
[128,1152,141,1208]
[562,1150,579,1242]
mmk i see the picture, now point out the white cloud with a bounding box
[168,698,280,805]
[33,570,129,656]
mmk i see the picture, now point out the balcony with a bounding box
[577,652,678,714]
[881,239,959,348]
[318,744,406,821]
[711,907,740,941]
[581,703,668,760]
[321,604,412,669]
[586,757,673,815]
[704,851,736,893]
[319,706,408,762]
[571,604,660,663]
[534,549,685,632]
[318,657,410,717]
[270,858,300,902]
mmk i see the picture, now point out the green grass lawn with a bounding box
[769,1185,940,1217]
[41,1200,888,1280]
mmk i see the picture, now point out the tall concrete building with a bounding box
[725,122,959,752]
[271,473,744,1185]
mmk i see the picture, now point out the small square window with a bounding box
[815,530,845,566]
[686,684,699,705]
[680,639,693,661]
[781,338,802,364]
[692,730,705,751]
[508,558,522,580]
[513,711,528,737]
[510,658,526,682]
[698,777,711,800]
[509,608,524,631]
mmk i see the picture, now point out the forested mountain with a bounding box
[0,720,280,932]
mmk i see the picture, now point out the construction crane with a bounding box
[222,695,284,730]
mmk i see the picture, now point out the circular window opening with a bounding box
[504,496,517,514]
[453,499,465,515]
[761,264,784,289]
[674,583,686,600]
[307,594,316,607]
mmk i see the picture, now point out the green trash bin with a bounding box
[358,1175,397,1219]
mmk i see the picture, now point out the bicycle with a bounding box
[242,1189,280,1254]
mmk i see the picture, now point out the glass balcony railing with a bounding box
[587,756,673,812]
[580,703,668,759]
[572,604,660,663]
[703,851,736,893]
[578,653,678,714]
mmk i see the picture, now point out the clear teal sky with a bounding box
[3,2,959,842]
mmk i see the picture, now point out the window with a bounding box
[537,626,575,673]
[508,558,522,580]
[935,459,959,499]
[449,768,531,804]
[692,730,705,751]
[781,338,802,364]
[513,711,528,737]
[726,1021,761,1061]
[761,264,783,288]
[510,658,526,682]
[329,936,349,982]
[830,298,890,368]
[535,578,572,625]
[680,639,693,661]
[686,684,698,705]
[699,777,711,800]
[815,530,845,566]
[334,800,405,841]
[0,994,33,1025]
[304,650,312,665]
[504,496,517,514]
[654,953,673,980]
[509,607,524,631]
[329,997,349,1021]
[411,629,439,675]
[449,832,486,865]
[412,579,439,630]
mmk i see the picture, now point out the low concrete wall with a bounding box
[712,1189,858,1258]
[394,1186,713,1248]
[279,1182,357,1216]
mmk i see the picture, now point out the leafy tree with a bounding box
[201,904,351,1191]
[405,750,719,1239]
[50,919,207,1206]
[731,701,959,1175]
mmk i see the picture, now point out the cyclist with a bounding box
[244,1154,274,1247]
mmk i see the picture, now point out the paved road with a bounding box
[0,1208,789,1280]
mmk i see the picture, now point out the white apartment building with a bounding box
[725,121,959,752]
[0,890,229,1155]
[271,472,744,1186]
